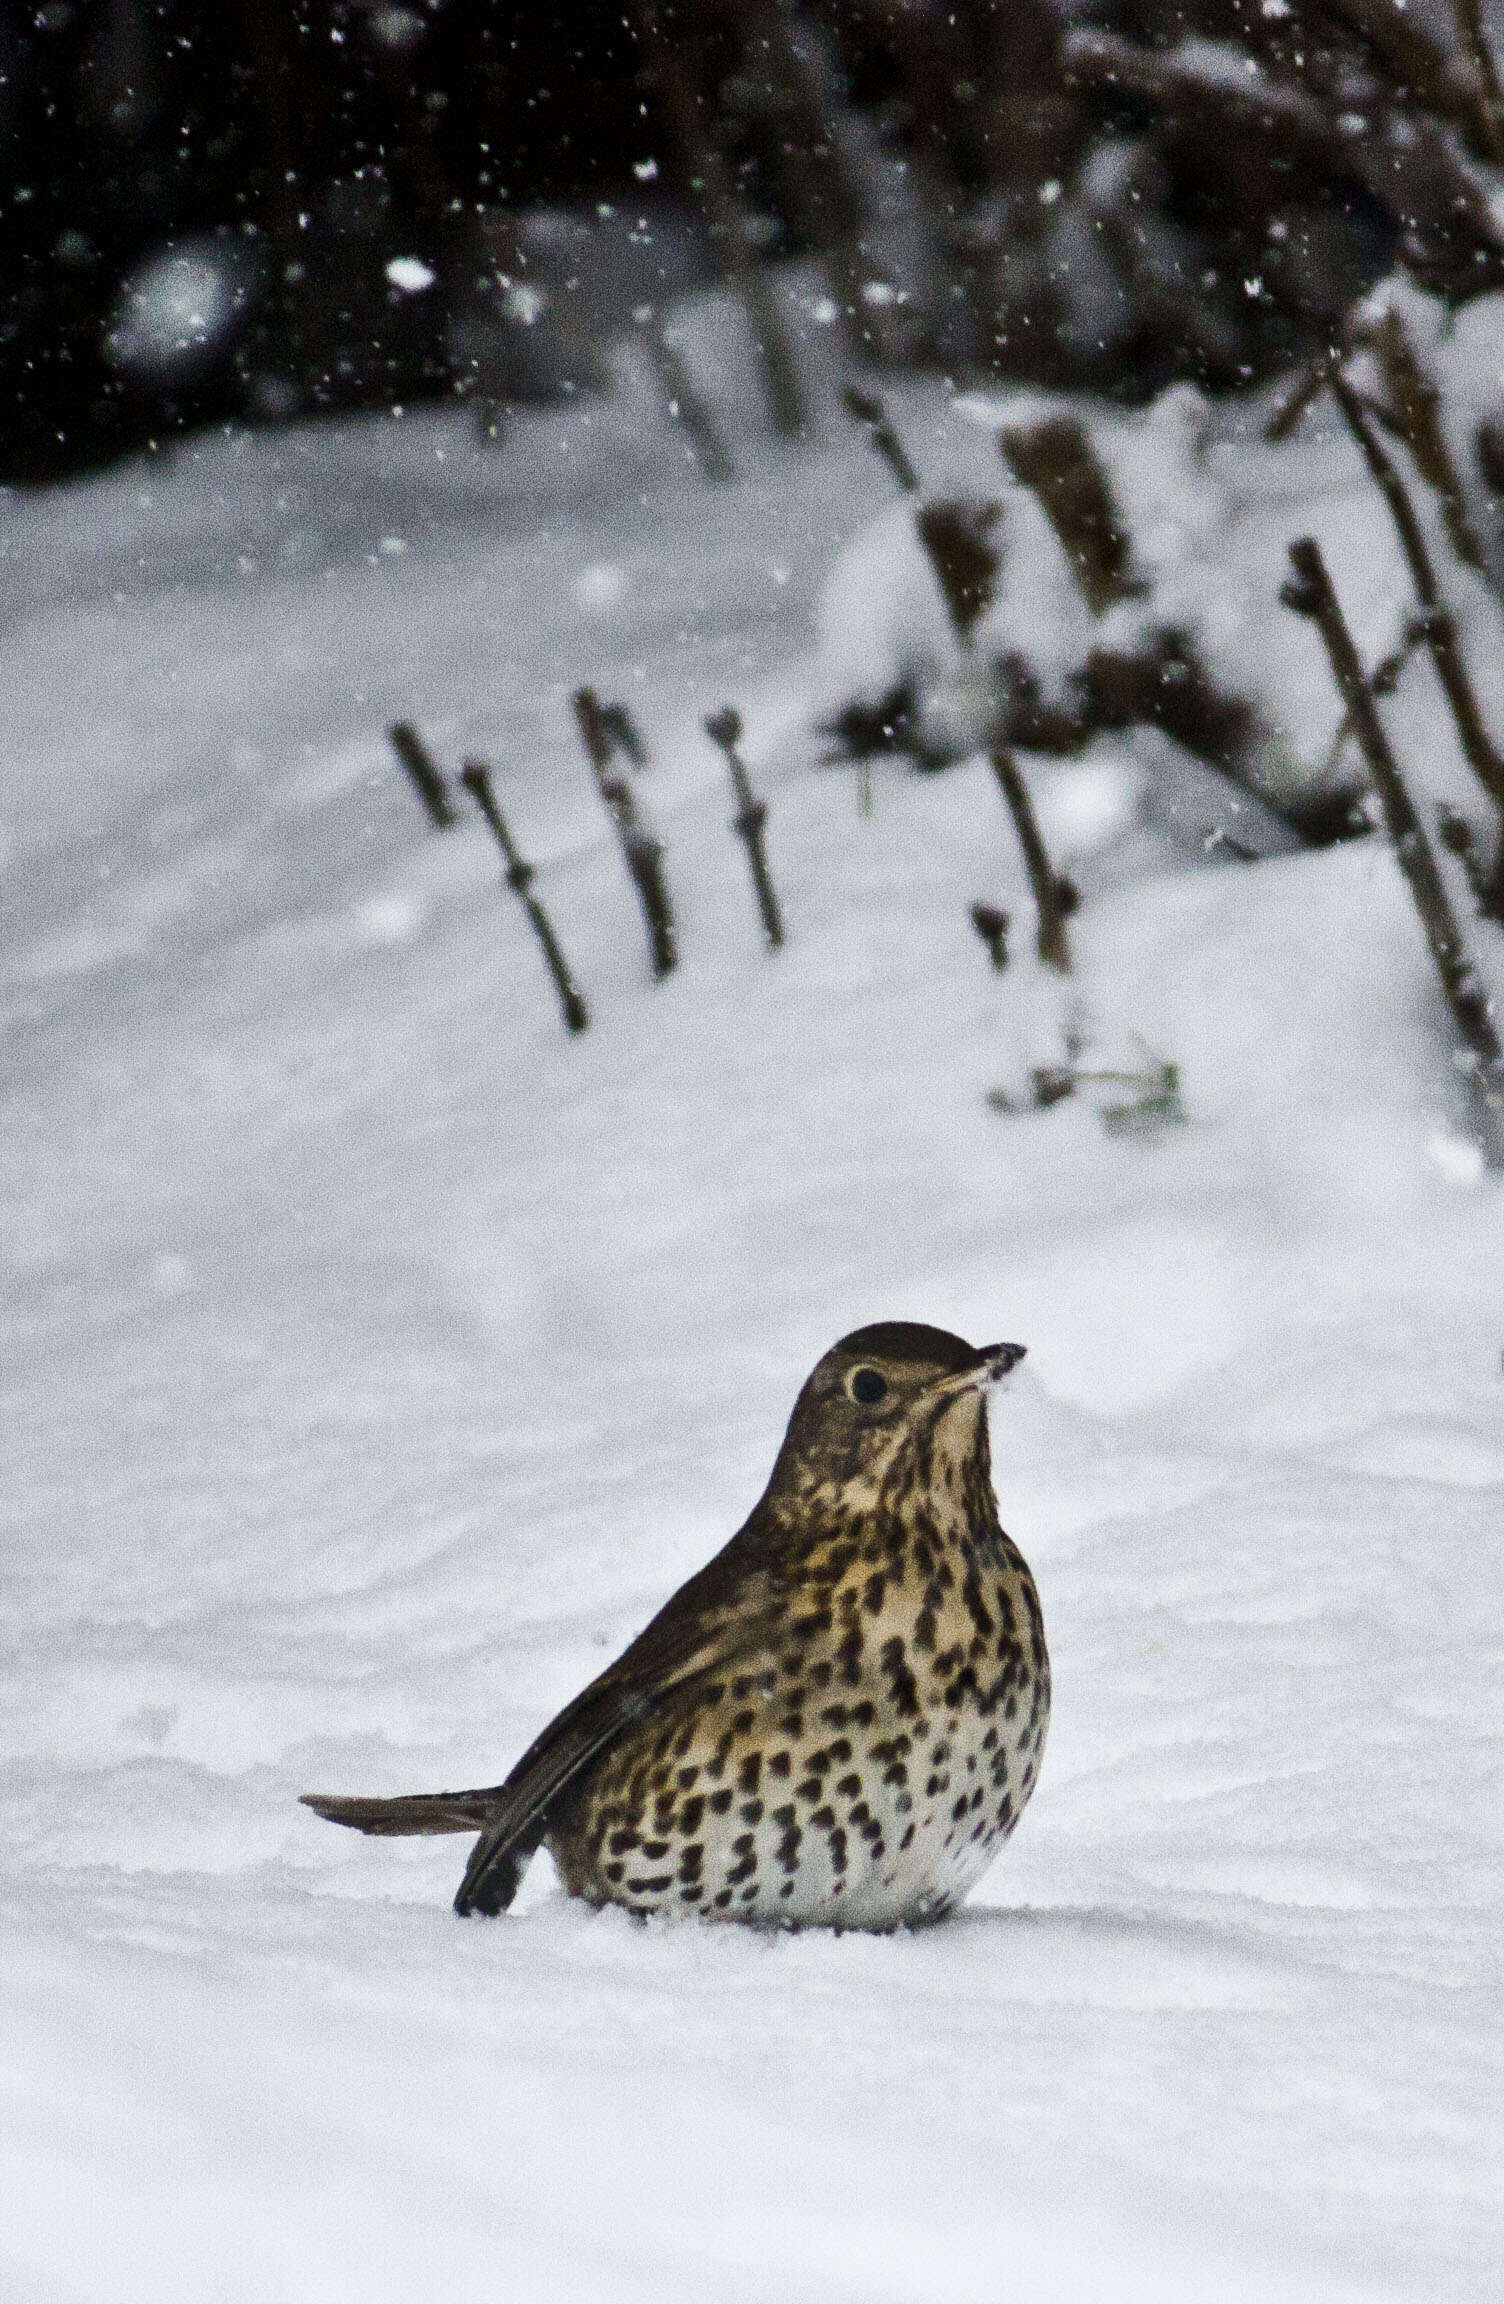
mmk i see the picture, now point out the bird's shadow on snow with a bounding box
[469,1884,1304,2017]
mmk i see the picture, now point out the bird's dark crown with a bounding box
[828,1321,995,1374]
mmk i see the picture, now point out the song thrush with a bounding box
[302,1321,1049,1929]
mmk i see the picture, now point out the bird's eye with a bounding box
[849,1367,888,1406]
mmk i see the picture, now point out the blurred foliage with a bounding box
[4,0,1504,478]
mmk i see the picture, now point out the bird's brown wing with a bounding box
[453,1537,788,1916]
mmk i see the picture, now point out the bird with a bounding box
[301,1321,1049,1930]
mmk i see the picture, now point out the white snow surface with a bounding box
[3,386,1503,2304]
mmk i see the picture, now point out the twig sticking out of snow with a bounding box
[459,764,590,1036]
[1359,309,1489,575]
[704,706,785,950]
[572,686,678,981]
[628,0,806,442]
[387,721,456,831]
[639,319,735,485]
[999,417,1143,614]
[1283,537,1504,1168]
[841,386,920,494]
[987,744,1075,975]
[969,901,1010,973]
[904,487,1073,965]
[595,700,651,770]
[1326,367,1504,910]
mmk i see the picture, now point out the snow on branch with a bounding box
[1283,537,1504,1166]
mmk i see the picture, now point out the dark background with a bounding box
[0,0,1466,484]
[2,0,681,478]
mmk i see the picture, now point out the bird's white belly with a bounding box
[578,1677,1047,1931]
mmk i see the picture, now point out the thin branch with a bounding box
[1326,367,1504,854]
[1283,537,1504,1166]
[640,317,735,484]
[987,744,1074,974]
[629,0,806,440]
[1358,308,1489,573]
[459,764,589,1035]
[969,901,1011,972]
[704,706,785,949]
[572,686,678,980]
[595,700,651,770]
[841,385,920,494]
[387,721,456,830]
[1265,346,1342,444]
[1318,618,1426,784]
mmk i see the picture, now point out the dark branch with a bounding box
[1282,537,1504,1165]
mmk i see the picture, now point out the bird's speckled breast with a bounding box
[549,1425,1049,1929]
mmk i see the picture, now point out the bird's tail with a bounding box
[300,1788,500,1837]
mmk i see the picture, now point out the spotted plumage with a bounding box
[303,1322,1049,1931]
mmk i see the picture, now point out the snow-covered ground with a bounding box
[3,382,1502,2304]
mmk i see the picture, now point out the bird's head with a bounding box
[767,1321,1026,1514]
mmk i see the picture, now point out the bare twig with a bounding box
[1319,618,1426,784]
[987,744,1074,974]
[630,0,806,440]
[1359,309,1489,573]
[1000,416,1142,614]
[841,385,920,494]
[969,901,1011,972]
[572,686,678,980]
[596,701,651,770]
[1283,537,1504,1165]
[640,318,735,484]
[908,492,1074,958]
[459,764,589,1035]
[1326,367,1504,875]
[704,706,785,949]
[1061,30,1345,168]
[387,720,456,830]
[1265,347,1343,445]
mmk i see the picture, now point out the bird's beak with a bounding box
[924,1341,1026,1400]
[972,1341,1026,1386]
